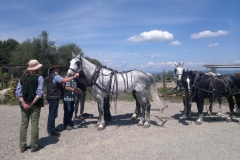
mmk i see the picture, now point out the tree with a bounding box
[162,69,166,88]
[0,39,19,64]
[11,31,56,77]
[9,30,100,78]
[56,43,82,74]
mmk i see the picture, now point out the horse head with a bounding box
[174,62,187,81]
[181,70,196,96]
[66,52,83,76]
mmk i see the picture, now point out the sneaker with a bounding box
[48,130,61,136]
[31,145,44,153]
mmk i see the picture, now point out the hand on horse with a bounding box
[73,73,79,79]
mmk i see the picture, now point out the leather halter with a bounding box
[68,58,81,74]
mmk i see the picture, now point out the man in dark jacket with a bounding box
[46,64,79,136]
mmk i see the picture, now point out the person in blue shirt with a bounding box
[15,59,44,153]
[46,64,79,136]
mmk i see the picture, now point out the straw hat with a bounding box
[48,64,61,71]
[27,59,43,71]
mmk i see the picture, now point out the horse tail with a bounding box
[148,73,165,107]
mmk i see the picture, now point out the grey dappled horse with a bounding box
[174,62,222,118]
[67,53,165,130]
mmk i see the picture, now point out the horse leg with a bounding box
[137,105,144,126]
[217,98,222,117]
[196,98,204,125]
[208,98,213,116]
[181,96,188,118]
[226,96,235,122]
[96,99,105,130]
[143,102,151,128]
[186,98,192,118]
[131,90,140,119]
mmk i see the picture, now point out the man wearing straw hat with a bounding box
[15,59,44,153]
[46,64,79,136]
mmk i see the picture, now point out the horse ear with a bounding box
[72,52,76,58]
[181,62,184,66]
[76,52,82,59]
[174,62,177,66]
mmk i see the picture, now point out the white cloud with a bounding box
[146,62,155,67]
[169,40,181,46]
[122,61,127,64]
[126,30,174,43]
[208,43,219,47]
[235,60,240,63]
[190,30,229,39]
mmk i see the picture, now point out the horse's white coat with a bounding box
[67,54,165,130]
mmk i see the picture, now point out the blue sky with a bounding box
[1,0,240,72]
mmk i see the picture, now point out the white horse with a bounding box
[174,62,223,117]
[67,53,165,130]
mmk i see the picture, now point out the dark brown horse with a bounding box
[181,70,240,124]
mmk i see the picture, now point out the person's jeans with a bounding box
[47,99,59,133]
[20,105,41,151]
[63,101,74,127]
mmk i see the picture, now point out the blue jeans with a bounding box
[47,99,59,133]
[63,101,74,127]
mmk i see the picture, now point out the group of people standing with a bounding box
[15,59,89,153]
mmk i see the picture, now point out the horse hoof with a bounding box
[196,118,203,125]
[207,111,212,116]
[226,117,232,122]
[131,113,138,119]
[137,122,143,126]
[143,123,150,128]
[217,113,222,117]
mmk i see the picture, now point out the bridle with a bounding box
[68,58,82,74]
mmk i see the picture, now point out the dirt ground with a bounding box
[1,99,240,160]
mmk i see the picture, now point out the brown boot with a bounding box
[79,115,85,120]
[72,115,77,121]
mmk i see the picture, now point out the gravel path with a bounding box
[0,101,240,160]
